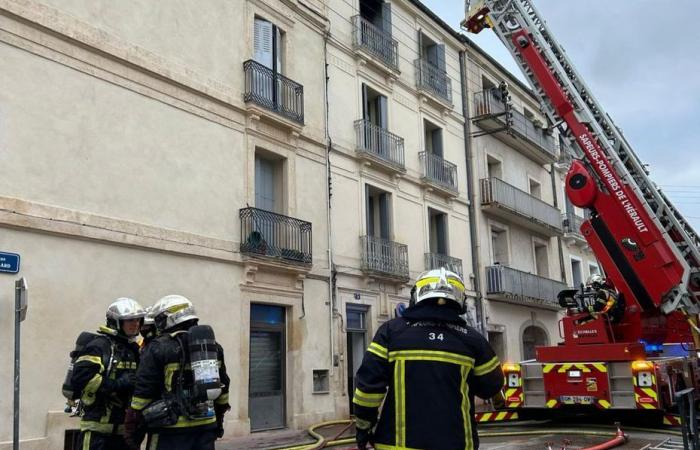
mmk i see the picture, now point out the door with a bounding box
[249,304,286,431]
[346,305,369,413]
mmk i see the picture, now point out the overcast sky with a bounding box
[421,0,700,232]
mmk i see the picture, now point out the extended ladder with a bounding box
[463,0,700,313]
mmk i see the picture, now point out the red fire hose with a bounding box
[581,426,627,450]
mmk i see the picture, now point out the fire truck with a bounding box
[463,0,700,420]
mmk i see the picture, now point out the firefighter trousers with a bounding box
[146,428,217,450]
[77,431,127,450]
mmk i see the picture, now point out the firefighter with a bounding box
[124,294,230,450]
[585,275,623,323]
[353,268,504,450]
[140,307,158,349]
[71,297,146,450]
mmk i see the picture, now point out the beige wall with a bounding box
[0,0,334,447]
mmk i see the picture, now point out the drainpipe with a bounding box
[549,163,567,283]
[459,49,486,336]
[323,31,337,376]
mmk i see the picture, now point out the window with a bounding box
[522,325,548,361]
[487,155,502,180]
[424,120,443,157]
[254,17,284,72]
[346,304,369,413]
[571,258,583,288]
[366,185,391,239]
[362,83,388,129]
[428,208,448,255]
[533,240,549,278]
[360,0,392,32]
[528,178,542,199]
[490,224,509,265]
[255,150,284,213]
[589,264,601,279]
[482,76,496,91]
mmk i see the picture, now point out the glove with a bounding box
[123,408,146,450]
[215,403,230,439]
[103,373,136,394]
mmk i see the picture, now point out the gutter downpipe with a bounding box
[459,49,486,336]
[323,30,336,375]
[549,162,567,283]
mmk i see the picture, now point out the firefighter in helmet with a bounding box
[353,268,505,450]
[124,295,230,450]
[71,297,146,450]
[585,274,623,323]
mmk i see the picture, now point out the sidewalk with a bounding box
[217,428,314,450]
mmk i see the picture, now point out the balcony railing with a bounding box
[563,212,585,235]
[355,119,405,170]
[480,178,562,233]
[419,152,458,193]
[414,58,452,104]
[351,15,399,71]
[425,253,463,279]
[243,60,304,124]
[360,235,409,280]
[240,207,312,265]
[486,265,567,310]
[472,88,556,158]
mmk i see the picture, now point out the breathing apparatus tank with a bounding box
[63,331,99,401]
[188,325,221,416]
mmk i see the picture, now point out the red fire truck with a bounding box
[463,0,700,421]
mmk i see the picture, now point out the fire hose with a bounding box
[270,419,680,450]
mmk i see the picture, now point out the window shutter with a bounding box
[417,30,424,57]
[379,193,390,239]
[254,18,274,69]
[366,186,375,236]
[381,2,392,35]
[378,95,388,129]
[361,83,369,120]
[436,214,447,255]
[437,44,446,71]
[431,128,443,157]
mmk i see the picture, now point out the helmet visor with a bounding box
[415,273,465,303]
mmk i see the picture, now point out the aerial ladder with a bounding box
[463,0,700,418]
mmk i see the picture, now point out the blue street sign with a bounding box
[0,252,20,274]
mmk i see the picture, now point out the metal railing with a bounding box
[240,207,312,265]
[360,235,409,280]
[419,152,458,192]
[480,178,562,232]
[425,253,463,279]
[355,119,405,170]
[472,88,556,157]
[563,212,585,235]
[414,58,452,103]
[243,60,304,124]
[486,265,567,309]
[351,15,399,70]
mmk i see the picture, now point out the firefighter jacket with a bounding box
[71,326,140,434]
[352,303,504,450]
[130,323,230,432]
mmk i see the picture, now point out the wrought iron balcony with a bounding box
[471,88,557,164]
[240,207,312,265]
[486,264,567,311]
[355,119,406,172]
[414,58,452,104]
[563,212,585,235]
[419,152,458,195]
[480,178,562,236]
[425,253,463,279]
[360,235,409,281]
[243,60,304,124]
[351,15,399,71]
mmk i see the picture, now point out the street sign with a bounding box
[0,252,20,274]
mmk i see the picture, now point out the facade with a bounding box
[0,0,335,448]
[0,0,601,448]
[463,46,568,363]
[325,0,475,416]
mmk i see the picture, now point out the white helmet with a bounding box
[152,295,198,332]
[587,274,604,288]
[142,306,155,327]
[106,297,146,335]
[411,267,467,312]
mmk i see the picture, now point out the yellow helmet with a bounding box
[411,267,466,312]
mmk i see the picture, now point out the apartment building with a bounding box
[462,45,570,363]
[325,0,475,415]
[0,0,336,447]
